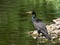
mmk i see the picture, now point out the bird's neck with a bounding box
[32,14,36,21]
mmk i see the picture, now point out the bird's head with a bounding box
[26,11,36,15]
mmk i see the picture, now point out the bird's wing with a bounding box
[34,22,48,34]
[33,21,51,40]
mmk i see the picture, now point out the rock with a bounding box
[50,32,57,39]
[53,18,60,24]
[51,30,60,34]
[28,30,38,39]
[28,18,60,41]
[28,30,43,39]
[31,30,38,39]
[46,24,56,33]
[59,38,60,40]
[46,18,60,33]
[50,30,60,39]
[38,37,48,43]
[55,24,60,29]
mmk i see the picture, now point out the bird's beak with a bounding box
[26,11,32,14]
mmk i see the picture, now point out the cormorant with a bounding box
[26,11,51,40]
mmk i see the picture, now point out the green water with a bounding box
[0,0,60,45]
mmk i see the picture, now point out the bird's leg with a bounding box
[38,30,41,37]
[38,33,41,37]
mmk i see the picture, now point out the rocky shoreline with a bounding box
[28,18,60,43]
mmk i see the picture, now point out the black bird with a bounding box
[26,11,51,40]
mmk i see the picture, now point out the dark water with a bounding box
[0,0,60,45]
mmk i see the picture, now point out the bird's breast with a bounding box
[33,21,40,30]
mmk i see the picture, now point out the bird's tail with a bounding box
[38,30,52,40]
[44,33,51,40]
[40,30,52,40]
